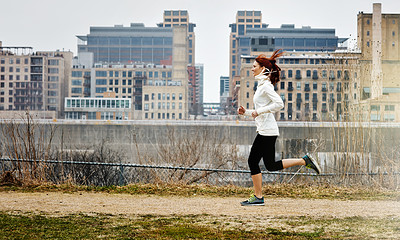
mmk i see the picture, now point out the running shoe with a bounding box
[240,194,265,206]
[303,154,322,174]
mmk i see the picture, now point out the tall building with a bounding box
[220,76,229,97]
[220,76,230,114]
[229,11,265,98]
[228,11,342,113]
[158,10,196,66]
[195,63,204,115]
[356,3,400,121]
[0,46,72,118]
[188,63,203,115]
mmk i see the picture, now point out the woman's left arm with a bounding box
[257,85,284,114]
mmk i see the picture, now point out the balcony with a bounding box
[312,75,318,80]
[304,87,310,92]
[287,87,294,91]
[295,75,302,80]
[322,88,328,92]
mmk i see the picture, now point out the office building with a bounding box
[77,23,173,65]
[70,26,188,120]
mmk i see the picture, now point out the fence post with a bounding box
[119,164,125,186]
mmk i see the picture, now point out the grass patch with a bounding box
[0,212,399,239]
[0,182,399,201]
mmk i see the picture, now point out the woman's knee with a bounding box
[265,163,283,172]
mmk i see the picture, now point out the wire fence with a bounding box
[1,158,399,187]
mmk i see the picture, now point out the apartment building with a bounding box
[228,11,341,101]
[238,51,360,121]
[0,46,72,118]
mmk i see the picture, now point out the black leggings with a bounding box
[248,134,283,175]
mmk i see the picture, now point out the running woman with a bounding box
[238,50,321,206]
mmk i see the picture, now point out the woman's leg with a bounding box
[251,173,263,198]
[282,158,306,169]
[247,134,264,198]
[262,136,284,171]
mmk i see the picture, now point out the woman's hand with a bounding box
[238,106,246,115]
[252,111,259,118]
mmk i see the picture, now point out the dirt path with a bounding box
[1,192,400,218]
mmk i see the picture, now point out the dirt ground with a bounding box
[1,192,399,218]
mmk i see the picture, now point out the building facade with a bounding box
[73,11,193,120]
[77,23,173,65]
[0,47,72,118]
[157,10,196,66]
[238,51,360,122]
[70,26,189,120]
[228,11,342,112]
[237,3,400,122]
[65,91,132,120]
[354,3,400,122]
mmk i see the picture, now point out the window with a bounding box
[295,70,301,79]
[371,105,380,111]
[288,70,292,78]
[322,70,327,78]
[280,82,285,90]
[296,82,301,90]
[306,70,311,78]
[71,88,82,94]
[385,105,395,111]
[312,70,318,80]
[72,80,82,85]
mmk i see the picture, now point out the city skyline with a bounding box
[1,0,399,102]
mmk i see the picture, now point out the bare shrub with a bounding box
[0,112,57,184]
[141,126,246,185]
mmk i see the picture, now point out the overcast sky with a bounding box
[1,0,399,102]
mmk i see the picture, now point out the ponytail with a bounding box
[255,49,284,85]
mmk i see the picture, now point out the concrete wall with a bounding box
[1,120,399,172]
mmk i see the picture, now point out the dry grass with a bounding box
[1,182,399,201]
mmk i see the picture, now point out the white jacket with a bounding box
[244,73,284,136]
